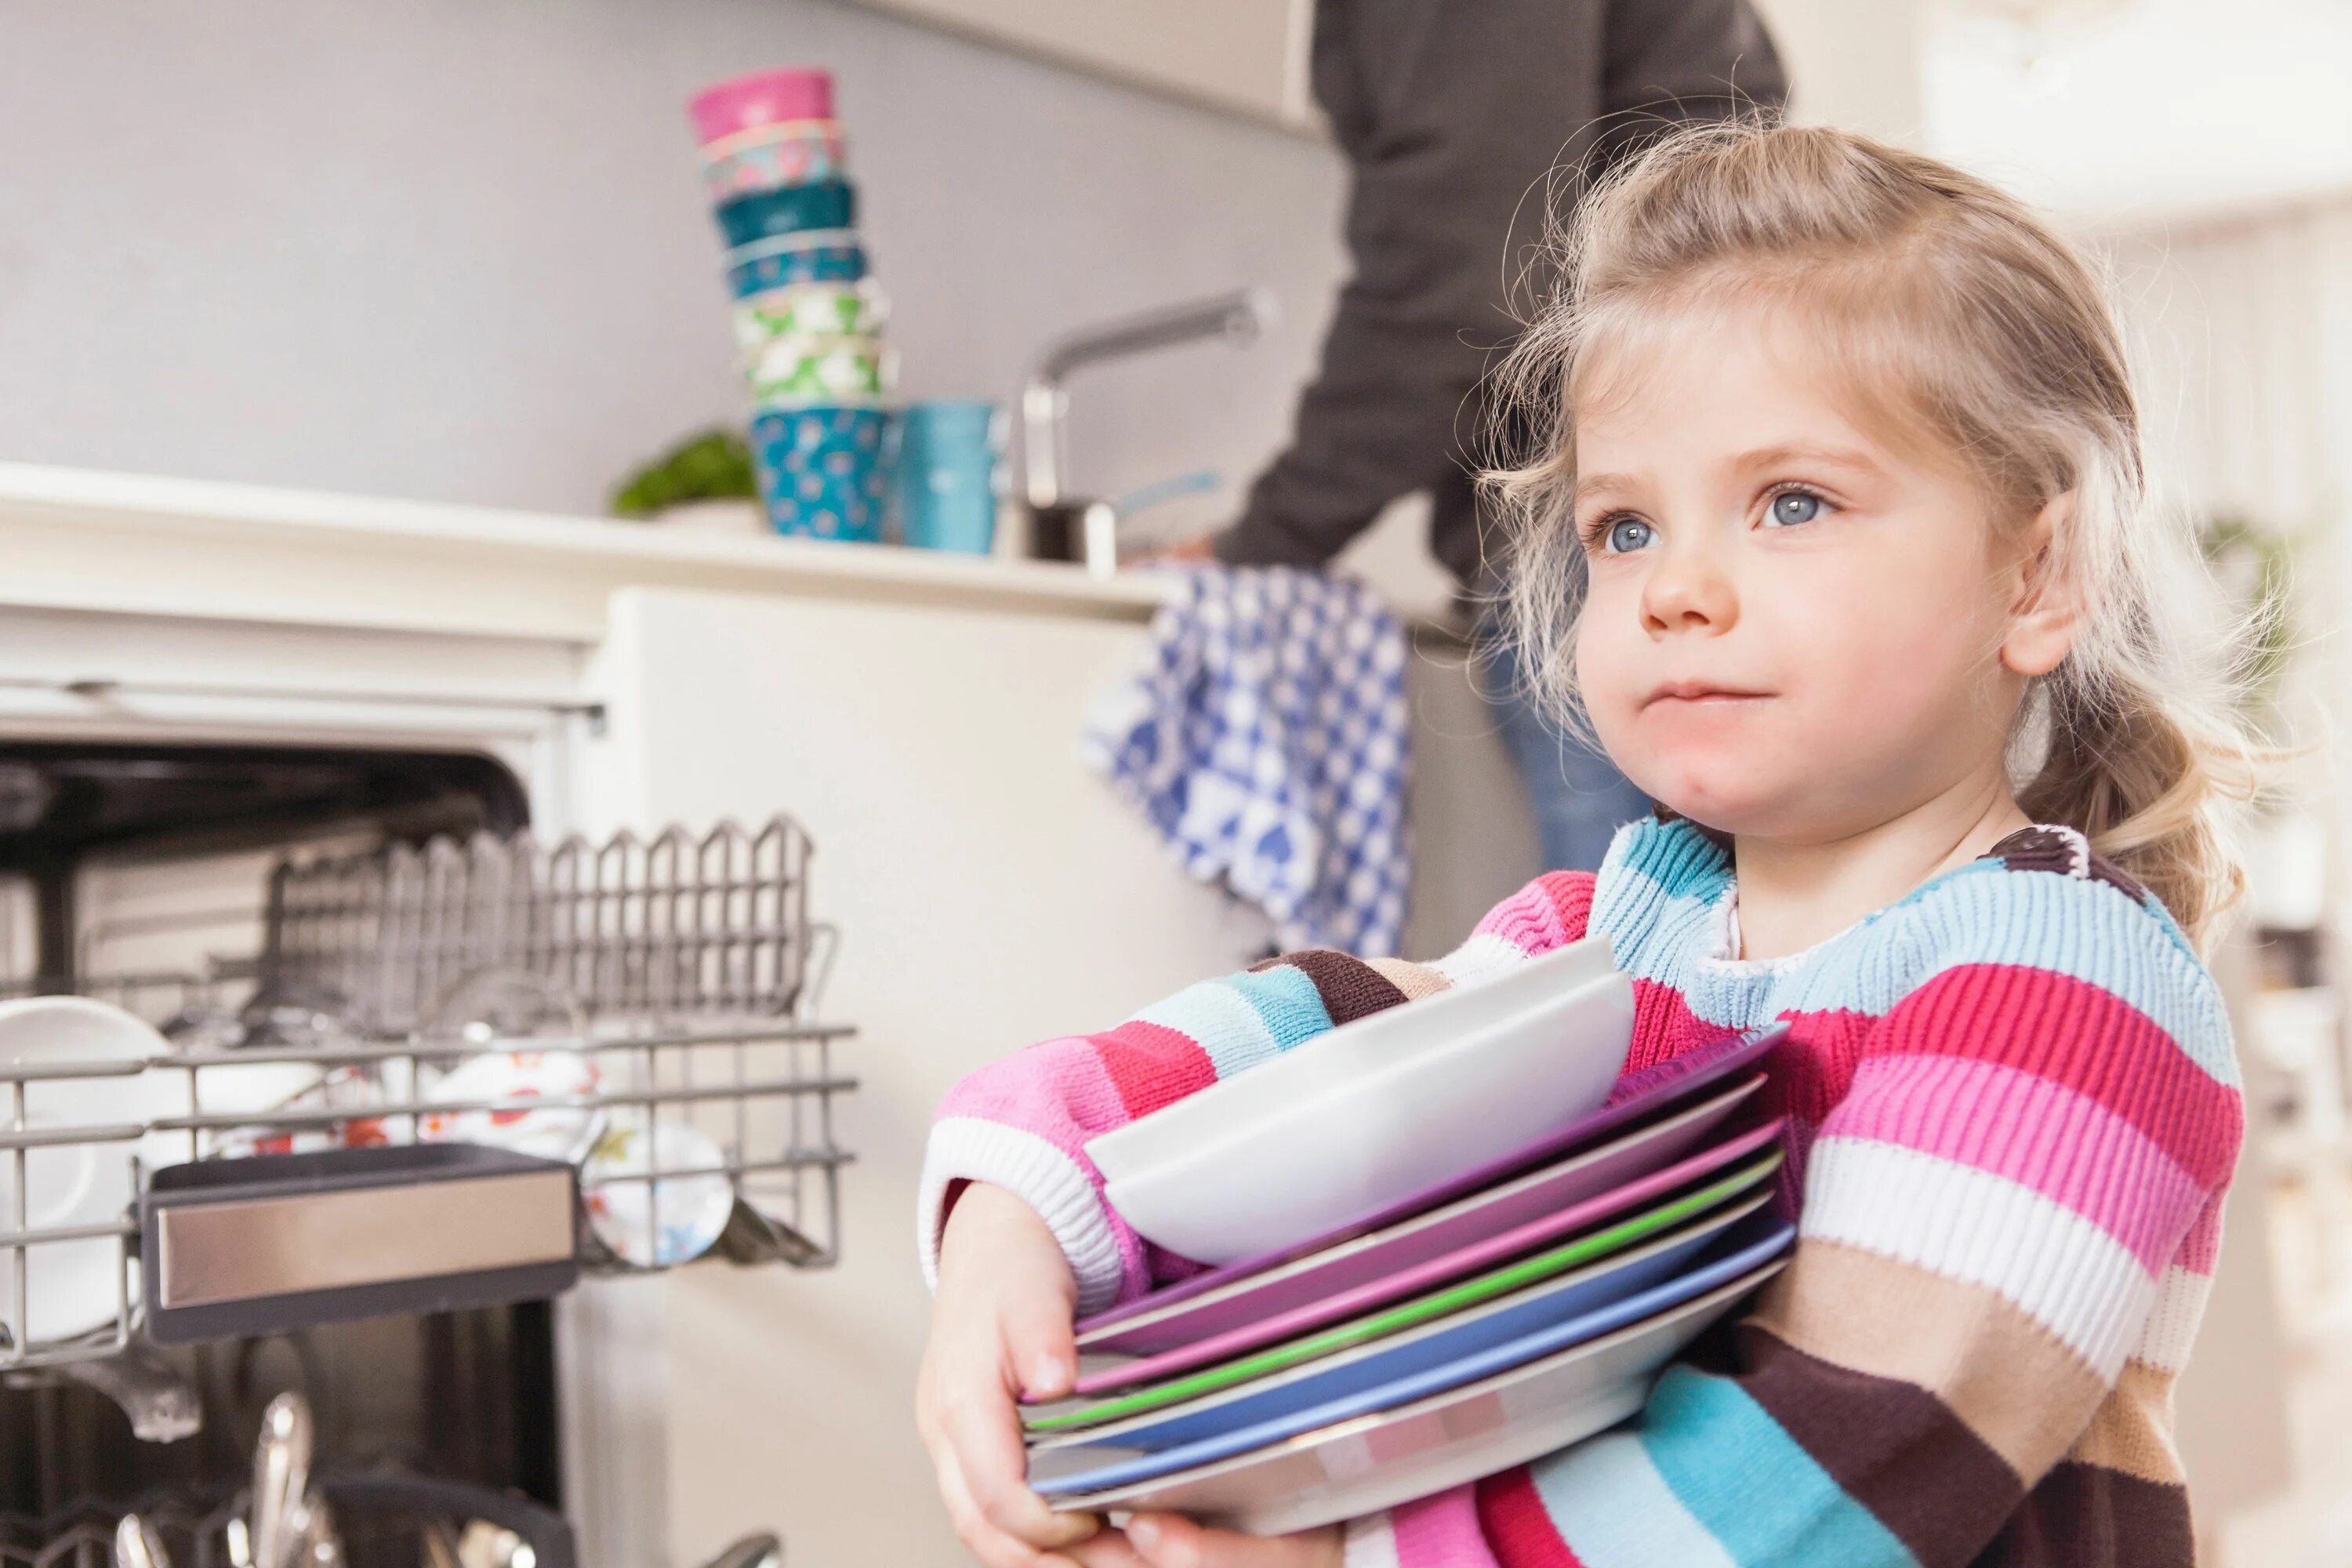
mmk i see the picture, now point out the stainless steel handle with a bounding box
[1021,289,1276,509]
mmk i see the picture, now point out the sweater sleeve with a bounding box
[918,873,1597,1315]
[1456,873,2244,1568]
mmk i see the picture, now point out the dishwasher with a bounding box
[0,731,853,1568]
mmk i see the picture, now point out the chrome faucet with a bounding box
[1018,288,1276,575]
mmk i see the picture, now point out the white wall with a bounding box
[0,0,1350,531]
[1926,0,2352,227]
[0,0,1926,613]
[1753,0,1923,143]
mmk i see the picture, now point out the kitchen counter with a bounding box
[0,462,1170,641]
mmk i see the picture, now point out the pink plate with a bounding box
[1076,1022,1785,1338]
[1071,1081,1775,1376]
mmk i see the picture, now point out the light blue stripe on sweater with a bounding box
[1527,1430,1739,1568]
[1134,964,1332,1080]
[1595,821,2235,1087]
[1591,818,1735,1003]
[1642,1366,1919,1568]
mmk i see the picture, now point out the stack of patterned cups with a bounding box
[691,68,895,542]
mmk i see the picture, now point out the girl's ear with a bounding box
[2001,494,2080,678]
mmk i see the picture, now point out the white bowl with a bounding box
[583,1120,734,1268]
[1102,968,1632,1264]
[1085,937,1616,1183]
[0,997,181,1345]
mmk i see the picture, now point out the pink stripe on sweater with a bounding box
[1624,977,1722,1075]
[935,1033,1133,1146]
[1827,1054,2205,1273]
[1392,1485,1499,1567]
[1095,1018,1218,1120]
[2177,1189,2226,1275]
[1472,872,1595,957]
[934,1033,1151,1297]
[1878,963,2241,1187]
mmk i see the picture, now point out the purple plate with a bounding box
[1071,1108,1784,1385]
[1076,1022,1786,1336]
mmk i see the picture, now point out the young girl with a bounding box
[916,122,2254,1568]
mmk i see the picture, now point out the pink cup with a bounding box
[690,68,835,146]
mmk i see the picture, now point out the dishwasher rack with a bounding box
[0,817,855,1377]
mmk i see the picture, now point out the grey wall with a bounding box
[0,0,1351,528]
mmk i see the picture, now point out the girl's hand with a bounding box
[1070,1515,1343,1568]
[917,1181,1099,1567]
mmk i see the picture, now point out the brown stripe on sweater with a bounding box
[1249,948,1410,1025]
[1696,1322,2024,1568]
[1748,1240,2107,1479]
[2060,1359,2187,1487]
[1987,826,2086,878]
[1967,1461,2194,1568]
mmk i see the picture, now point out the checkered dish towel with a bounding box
[1080,563,1411,956]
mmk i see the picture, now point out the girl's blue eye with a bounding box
[1767,490,1824,527]
[1603,517,1655,554]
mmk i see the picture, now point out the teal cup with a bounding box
[895,400,998,554]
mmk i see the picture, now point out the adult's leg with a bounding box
[1477,654,1649,873]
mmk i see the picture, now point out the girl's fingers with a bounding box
[935,1442,1087,1568]
[1065,1529,1150,1568]
[1122,1515,1344,1568]
[935,1374,1098,1553]
[998,1283,1079,1400]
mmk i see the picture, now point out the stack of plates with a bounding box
[1025,941,1792,1535]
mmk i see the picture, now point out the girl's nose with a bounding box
[1639,543,1738,637]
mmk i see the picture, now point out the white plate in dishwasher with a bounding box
[0,997,181,1345]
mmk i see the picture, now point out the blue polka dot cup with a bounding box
[724,230,867,298]
[750,405,891,543]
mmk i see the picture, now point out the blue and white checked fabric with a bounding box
[1081,564,1411,956]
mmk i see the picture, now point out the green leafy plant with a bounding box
[2197,512,2299,724]
[609,427,757,519]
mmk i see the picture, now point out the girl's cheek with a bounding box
[1575,612,1644,746]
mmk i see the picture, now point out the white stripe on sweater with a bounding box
[1340,1511,1402,1568]
[2134,1264,2215,1375]
[918,1117,1126,1315]
[1529,1430,1739,1568]
[1432,931,1536,985]
[1803,1137,2161,1381]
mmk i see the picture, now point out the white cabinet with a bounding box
[582,584,1538,1567]
[846,0,1318,129]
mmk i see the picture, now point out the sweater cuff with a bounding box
[918,1116,1130,1316]
[1212,518,1331,570]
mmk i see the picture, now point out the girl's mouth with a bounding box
[1644,681,1771,707]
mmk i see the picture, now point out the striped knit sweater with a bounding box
[918,817,2243,1567]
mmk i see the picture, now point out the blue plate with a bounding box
[1029,1205,1790,1491]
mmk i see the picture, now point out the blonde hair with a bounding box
[1487,119,2262,946]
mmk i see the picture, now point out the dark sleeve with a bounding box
[1217,0,1786,572]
